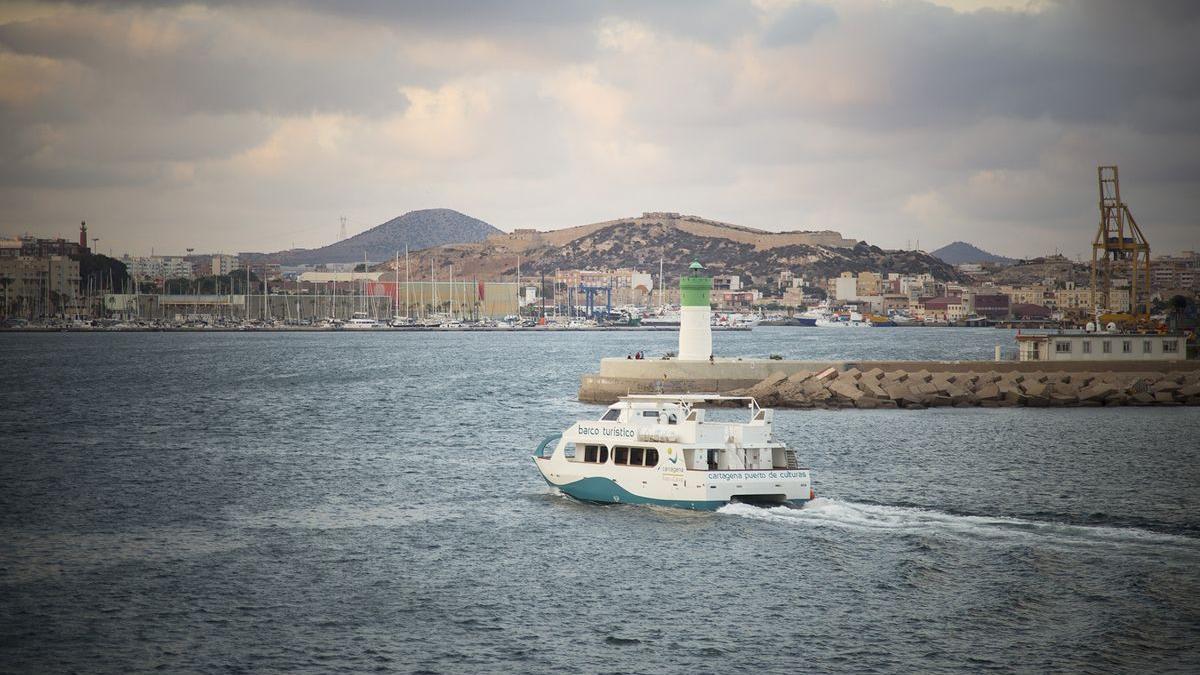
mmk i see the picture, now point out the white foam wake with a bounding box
[719,498,1197,551]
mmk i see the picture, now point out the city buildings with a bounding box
[121,255,195,281]
[211,254,240,276]
[0,251,81,318]
[1152,251,1199,291]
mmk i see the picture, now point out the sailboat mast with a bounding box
[659,256,664,310]
[404,244,410,319]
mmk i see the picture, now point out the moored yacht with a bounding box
[533,394,814,510]
[344,312,380,329]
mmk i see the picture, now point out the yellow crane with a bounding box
[1091,165,1151,323]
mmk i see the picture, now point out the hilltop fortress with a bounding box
[485,212,857,252]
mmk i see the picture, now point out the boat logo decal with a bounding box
[667,447,678,464]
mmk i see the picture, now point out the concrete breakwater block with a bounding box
[728,368,1200,409]
[578,358,1200,406]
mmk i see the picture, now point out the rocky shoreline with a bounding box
[730,367,1200,408]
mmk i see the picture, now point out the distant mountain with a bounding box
[374,213,963,285]
[931,241,1015,266]
[267,209,501,265]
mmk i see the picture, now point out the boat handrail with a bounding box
[534,433,562,459]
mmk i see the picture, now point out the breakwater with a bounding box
[579,358,1200,407]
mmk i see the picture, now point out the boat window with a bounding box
[630,447,645,466]
[707,449,719,471]
[599,446,609,464]
[600,409,621,421]
[584,445,598,463]
[644,448,659,467]
[563,442,576,459]
[642,410,659,418]
[666,414,677,425]
[614,446,629,465]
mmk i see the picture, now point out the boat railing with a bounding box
[534,433,562,459]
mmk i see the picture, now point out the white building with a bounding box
[712,274,741,291]
[212,254,240,276]
[121,255,194,280]
[1017,332,1186,362]
[297,271,385,283]
[834,274,858,301]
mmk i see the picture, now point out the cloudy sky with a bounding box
[1,0,1197,258]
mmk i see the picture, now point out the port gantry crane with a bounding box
[1091,165,1151,322]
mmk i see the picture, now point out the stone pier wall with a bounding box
[579,358,1200,408]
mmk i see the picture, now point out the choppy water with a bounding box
[1,328,1198,673]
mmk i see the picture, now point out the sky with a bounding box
[0,0,1198,258]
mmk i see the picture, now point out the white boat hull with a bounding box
[533,453,811,510]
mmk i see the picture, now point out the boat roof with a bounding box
[615,393,760,407]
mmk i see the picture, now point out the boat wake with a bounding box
[719,498,1198,551]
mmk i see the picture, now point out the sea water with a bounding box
[1,328,1197,672]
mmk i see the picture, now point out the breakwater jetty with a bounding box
[579,358,1200,408]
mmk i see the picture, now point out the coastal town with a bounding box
[2,213,1197,333]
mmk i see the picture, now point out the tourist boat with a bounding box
[532,394,814,510]
[344,312,380,329]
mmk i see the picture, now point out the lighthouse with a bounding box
[677,260,713,360]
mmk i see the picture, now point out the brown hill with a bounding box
[374,213,961,288]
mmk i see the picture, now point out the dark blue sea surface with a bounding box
[1,328,1198,673]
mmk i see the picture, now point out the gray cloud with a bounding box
[0,0,1197,257]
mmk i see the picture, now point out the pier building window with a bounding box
[1143,340,1152,354]
[601,409,621,421]
[1055,341,1071,353]
[1082,340,1092,354]
[1103,340,1112,354]
[1163,340,1179,354]
[1122,340,1132,353]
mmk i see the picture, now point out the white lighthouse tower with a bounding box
[677,260,713,360]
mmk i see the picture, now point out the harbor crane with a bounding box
[1091,165,1151,321]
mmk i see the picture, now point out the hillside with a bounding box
[989,255,1089,287]
[376,214,961,288]
[931,241,1015,265]
[264,209,500,265]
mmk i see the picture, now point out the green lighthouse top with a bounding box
[679,260,712,307]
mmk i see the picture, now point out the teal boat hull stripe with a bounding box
[546,475,808,511]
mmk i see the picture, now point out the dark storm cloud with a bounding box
[0,9,412,118]
[62,0,761,48]
[762,0,1200,133]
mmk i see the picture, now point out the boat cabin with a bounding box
[557,395,799,472]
